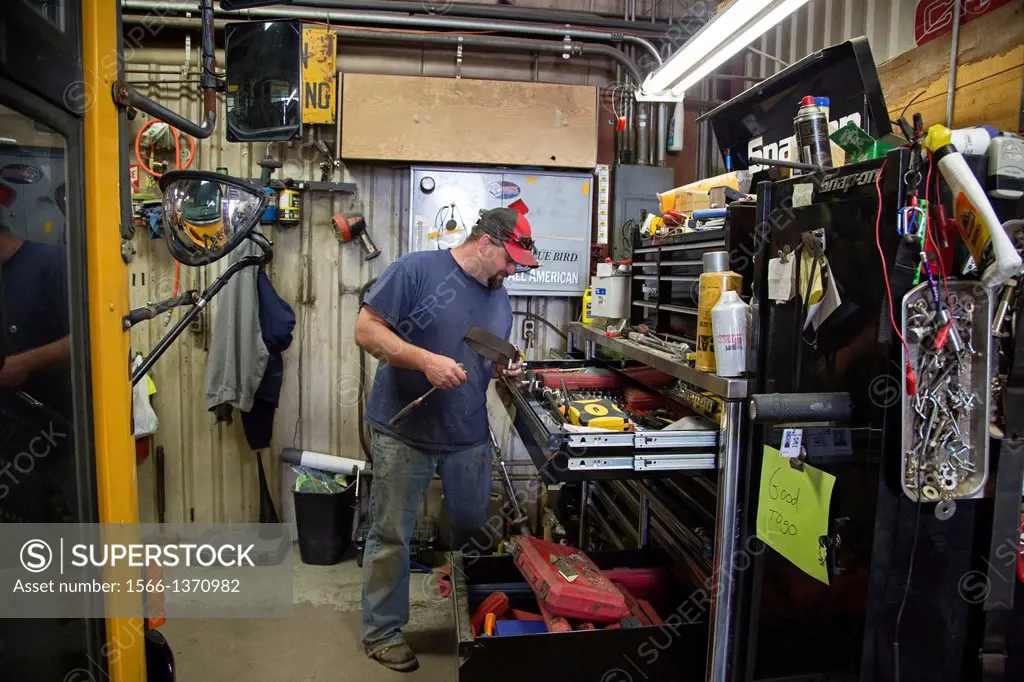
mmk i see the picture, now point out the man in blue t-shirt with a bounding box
[355,208,538,672]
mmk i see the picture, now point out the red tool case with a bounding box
[512,537,630,623]
[531,368,623,391]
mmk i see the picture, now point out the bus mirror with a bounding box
[224,20,303,142]
[158,171,267,267]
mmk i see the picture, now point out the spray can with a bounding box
[696,251,742,373]
[925,124,1021,287]
[711,290,751,377]
[277,186,301,225]
[794,96,833,169]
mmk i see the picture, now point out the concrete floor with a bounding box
[161,550,455,681]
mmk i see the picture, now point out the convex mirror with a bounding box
[158,170,267,266]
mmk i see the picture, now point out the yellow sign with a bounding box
[755,446,836,584]
[301,26,337,124]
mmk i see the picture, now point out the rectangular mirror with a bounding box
[225,20,303,142]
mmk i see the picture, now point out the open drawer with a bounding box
[498,359,720,482]
[450,549,708,682]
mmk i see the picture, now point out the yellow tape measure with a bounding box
[562,398,632,431]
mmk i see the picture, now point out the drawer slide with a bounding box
[500,359,720,482]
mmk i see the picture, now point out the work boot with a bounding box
[369,642,419,673]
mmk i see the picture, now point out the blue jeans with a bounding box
[361,430,493,654]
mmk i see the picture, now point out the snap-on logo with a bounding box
[817,168,881,193]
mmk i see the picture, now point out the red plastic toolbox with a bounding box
[512,537,629,623]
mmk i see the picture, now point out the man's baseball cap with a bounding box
[476,207,539,269]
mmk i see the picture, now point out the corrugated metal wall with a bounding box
[126,46,608,525]
[744,0,919,80]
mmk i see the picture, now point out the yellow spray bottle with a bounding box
[925,124,1021,287]
[581,287,594,325]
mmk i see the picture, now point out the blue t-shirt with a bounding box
[363,250,512,451]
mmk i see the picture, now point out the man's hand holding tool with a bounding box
[422,353,468,390]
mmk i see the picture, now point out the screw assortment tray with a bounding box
[900,281,992,514]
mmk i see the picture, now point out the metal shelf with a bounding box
[568,322,753,400]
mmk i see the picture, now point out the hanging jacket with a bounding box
[241,269,295,450]
[205,240,268,414]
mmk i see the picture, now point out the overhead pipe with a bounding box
[655,103,667,166]
[120,16,646,92]
[121,0,665,66]
[115,0,218,138]
[291,0,698,36]
[636,104,650,166]
[329,27,645,84]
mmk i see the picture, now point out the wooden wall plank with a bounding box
[888,67,1023,133]
[341,74,599,168]
[878,0,1024,130]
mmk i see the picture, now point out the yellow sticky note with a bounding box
[798,250,824,305]
[755,445,835,584]
[146,375,157,396]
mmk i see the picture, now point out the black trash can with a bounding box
[293,483,356,565]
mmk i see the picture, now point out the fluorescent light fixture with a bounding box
[638,0,812,100]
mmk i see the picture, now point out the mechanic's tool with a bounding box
[332,212,381,260]
[389,326,517,426]
[560,397,633,431]
[483,613,497,636]
[465,326,521,369]
[388,386,438,427]
[490,428,529,535]
[993,279,1017,338]
[623,324,691,358]
[748,392,854,423]
[256,145,282,224]
[389,364,464,427]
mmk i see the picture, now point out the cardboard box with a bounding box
[674,189,712,214]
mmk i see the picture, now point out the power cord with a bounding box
[357,277,378,462]
[874,157,918,393]
[511,310,568,341]
[892,469,923,682]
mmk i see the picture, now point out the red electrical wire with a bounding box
[923,150,953,312]
[874,158,913,363]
